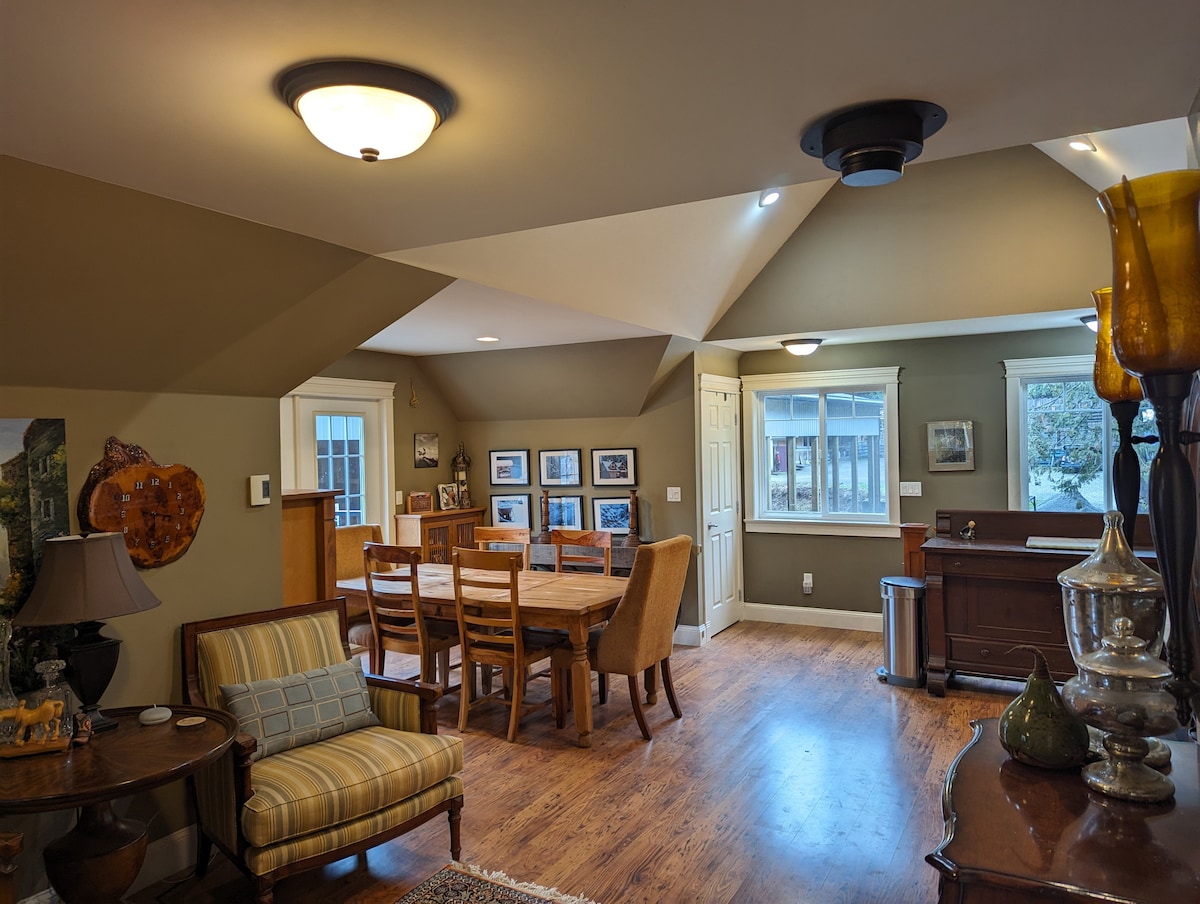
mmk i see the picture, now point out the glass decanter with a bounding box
[0,617,19,747]
[33,658,73,745]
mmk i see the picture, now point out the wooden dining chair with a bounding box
[549,528,612,575]
[363,543,459,688]
[552,535,692,740]
[451,546,566,742]
[474,525,532,569]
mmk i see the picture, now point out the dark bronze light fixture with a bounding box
[801,100,947,187]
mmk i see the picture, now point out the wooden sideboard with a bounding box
[281,489,338,605]
[395,506,486,564]
[923,509,1155,696]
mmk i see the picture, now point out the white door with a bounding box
[699,375,742,638]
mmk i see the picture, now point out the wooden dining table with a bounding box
[337,564,628,747]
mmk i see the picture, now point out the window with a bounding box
[742,367,900,537]
[315,413,365,526]
[1004,356,1156,513]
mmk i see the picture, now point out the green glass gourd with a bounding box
[998,645,1090,770]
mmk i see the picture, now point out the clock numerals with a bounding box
[150,477,160,486]
[121,493,131,502]
[120,509,126,519]
[134,480,144,490]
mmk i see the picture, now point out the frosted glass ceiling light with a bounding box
[781,338,823,356]
[277,60,455,162]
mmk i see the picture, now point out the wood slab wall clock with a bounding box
[78,436,206,567]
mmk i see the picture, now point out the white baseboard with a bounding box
[742,602,883,633]
[673,623,706,647]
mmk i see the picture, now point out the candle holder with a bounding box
[624,488,642,547]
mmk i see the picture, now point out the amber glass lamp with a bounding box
[1097,170,1200,725]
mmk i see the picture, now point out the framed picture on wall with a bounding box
[491,493,532,528]
[414,432,439,469]
[927,420,975,472]
[538,449,582,486]
[591,447,636,486]
[547,495,584,530]
[488,449,530,485]
[592,496,631,535]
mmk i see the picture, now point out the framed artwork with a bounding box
[414,432,439,469]
[489,449,530,485]
[592,497,631,535]
[591,447,636,486]
[539,448,582,486]
[547,494,584,530]
[437,483,459,510]
[406,491,433,513]
[927,420,975,472]
[491,493,532,528]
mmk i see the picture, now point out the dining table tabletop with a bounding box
[337,563,628,747]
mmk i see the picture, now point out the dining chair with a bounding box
[549,528,613,575]
[363,543,459,689]
[552,534,692,740]
[334,523,384,651]
[474,525,532,570]
[451,546,566,742]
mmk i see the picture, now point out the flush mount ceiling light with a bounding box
[1068,135,1097,152]
[781,338,823,356]
[276,60,455,162]
[800,100,947,187]
[759,188,781,207]
[1080,315,1099,332]
[476,336,500,343]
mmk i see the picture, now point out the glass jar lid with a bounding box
[1058,511,1162,593]
[1075,616,1172,681]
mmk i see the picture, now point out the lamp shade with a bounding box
[277,60,454,162]
[1097,171,1200,378]
[1090,288,1143,404]
[14,533,161,627]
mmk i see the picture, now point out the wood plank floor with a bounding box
[132,622,1014,904]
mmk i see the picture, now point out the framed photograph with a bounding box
[592,497,631,535]
[488,449,530,485]
[437,483,459,510]
[591,447,637,486]
[406,491,433,513]
[414,432,439,469]
[490,493,532,528]
[547,494,584,530]
[927,420,975,472]
[539,448,583,486]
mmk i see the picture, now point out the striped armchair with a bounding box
[181,599,463,904]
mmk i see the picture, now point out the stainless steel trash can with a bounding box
[877,576,926,687]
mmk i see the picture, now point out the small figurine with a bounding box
[959,519,977,541]
[72,713,93,745]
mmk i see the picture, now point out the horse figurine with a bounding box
[0,698,66,746]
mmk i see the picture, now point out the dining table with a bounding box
[337,563,628,747]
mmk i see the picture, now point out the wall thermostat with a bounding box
[249,474,271,506]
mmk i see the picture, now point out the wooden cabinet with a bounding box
[395,507,485,564]
[281,489,338,606]
[923,509,1155,696]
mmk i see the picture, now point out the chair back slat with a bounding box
[474,526,532,569]
[550,528,612,575]
[363,543,457,679]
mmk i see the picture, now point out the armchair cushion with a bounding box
[220,660,380,762]
[242,725,463,848]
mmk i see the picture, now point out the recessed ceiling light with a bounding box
[1067,135,1096,152]
[781,338,823,356]
[476,336,500,343]
[1079,315,1099,332]
[759,188,781,207]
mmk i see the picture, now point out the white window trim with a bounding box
[741,366,901,538]
[1003,355,1093,510]
[281,377,396,538]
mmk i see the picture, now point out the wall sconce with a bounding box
[781,339,823,356]
[277,59,455,162]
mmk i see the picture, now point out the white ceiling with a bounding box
[3,2,1197,357]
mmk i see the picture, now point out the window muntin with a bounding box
[315,413,365,526]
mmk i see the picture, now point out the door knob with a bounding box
[707,522,718,529]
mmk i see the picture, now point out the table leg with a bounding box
[43,801,147,903]
[568,624,593,748]
[0,832,22,904]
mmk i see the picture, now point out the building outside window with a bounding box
[1004,356,1156,513]
[742,367,900,538]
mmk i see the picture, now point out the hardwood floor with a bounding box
[133,622,1013,904]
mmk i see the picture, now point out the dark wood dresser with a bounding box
[923,509,1155,696]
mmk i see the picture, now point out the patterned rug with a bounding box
[395,862,602,904]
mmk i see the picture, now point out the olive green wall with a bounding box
[737,325,1098,612]
[0,385,281,899]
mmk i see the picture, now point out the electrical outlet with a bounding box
[666,486,682,502]
[900,481,922,496]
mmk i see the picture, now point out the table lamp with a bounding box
[13,532,161,732]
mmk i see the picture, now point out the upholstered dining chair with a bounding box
[549,528,612,575]
[451,546,567,742]
[334,523,383,651]
[474,525,532,569]
[552,534,692,740]
[363,543,459,689]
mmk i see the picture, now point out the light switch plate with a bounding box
[900,481,922,497]
[666,486,682,502]
[249,474,271,506]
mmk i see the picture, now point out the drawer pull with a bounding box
[980,648,991,658]
[953,560,963,568]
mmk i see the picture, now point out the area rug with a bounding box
[395,862,602,904]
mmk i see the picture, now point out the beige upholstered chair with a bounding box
[474,525,532,569]
[181,599,463,904]
[552,534,692,740]
[451,547,566,742]
[549,528,612,575]
[363,543,459,685]
[334,523,383,650]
